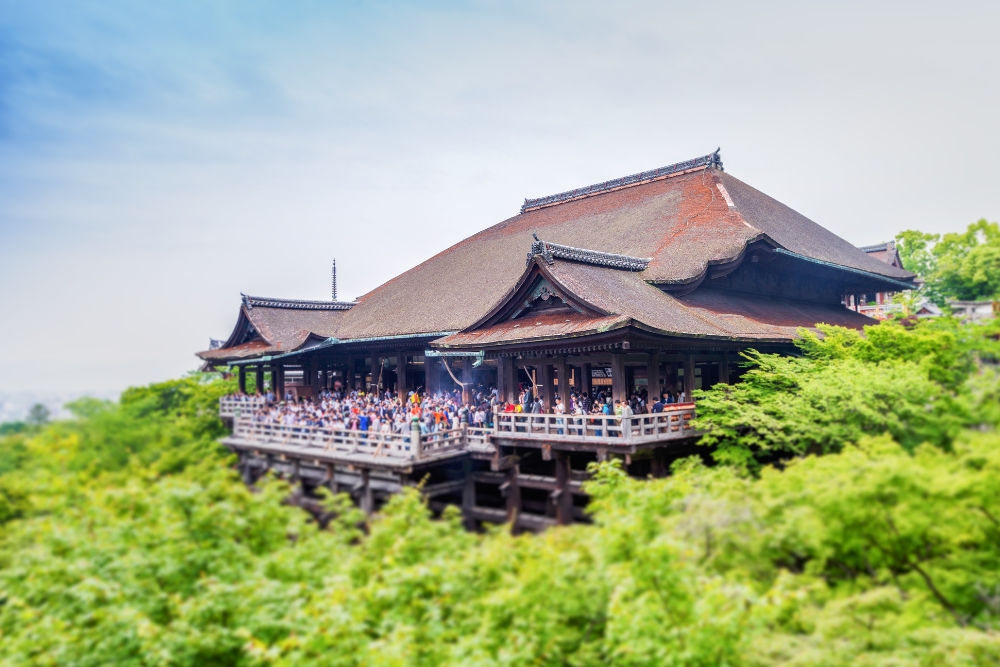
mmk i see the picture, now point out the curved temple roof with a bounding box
[328,150,914,340]
[201,150,917,361]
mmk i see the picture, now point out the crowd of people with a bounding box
[226,381,690,435]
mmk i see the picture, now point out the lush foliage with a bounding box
[693,317,1000,468]
[897,219,1000,305]
[1,332,999,665]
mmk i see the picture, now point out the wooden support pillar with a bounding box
[651,447,668,478]
[397,351,409,394]
[359,468,373,516]
[308,358,320,397]
[553,356,570,407]
[554,453,573,526]
[325,464,338,494]
[238,365,247,393]
[370,356,382,393]
[255,365,264,394]
[462,458,476,531]
[683,354,695,402]
[275,365,286,400]
[611,353,627,404]
[666,362,678,396]
[581,362,592,399]
[239,453,254,485]
[498,356,516,404]
[344,358,355,391]
[461,357,473,405]
[537,362,554,411]
[426,358,440,397]
[721,354,731,385]
[505,464,522,534]
[646,352,660,400]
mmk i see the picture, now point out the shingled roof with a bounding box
[435,257,875,349]
[197,297,353,362]
[329,151,915,341]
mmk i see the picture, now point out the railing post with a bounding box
[411,415,423,459]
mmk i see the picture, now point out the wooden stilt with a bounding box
[554,453,573,526]
[505,464,522,534]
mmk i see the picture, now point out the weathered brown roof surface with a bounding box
[245,305,341,347]
[198,339,275,362]
[718,175,912,279]
[333,162,912,341]
[197,303,349,362]
[436,259,875,348]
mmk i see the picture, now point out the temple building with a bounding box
[199,150,917,529]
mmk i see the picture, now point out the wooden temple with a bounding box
[198,150,917,530]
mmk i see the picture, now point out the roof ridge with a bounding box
[241,294,356,311]
[521,149,723,213]
[526,233,651,271]
[859,241,895,253]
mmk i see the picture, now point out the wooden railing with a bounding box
[494,404,695,444]
[220,395,267,418]
[224,398,696,462]
[231,416,467,461]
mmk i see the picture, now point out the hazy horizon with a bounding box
[2,0,998,398]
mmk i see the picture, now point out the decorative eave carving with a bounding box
[241,294,355,311]
[526,233,651,272]
[521,148,723,213]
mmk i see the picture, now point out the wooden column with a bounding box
[426,358,440,397]
[553,356,570,406]
[683,354,695,402]
[345,358,355,391]
[309,358,321,397]
[554,453,573,526]
[581,362,593,399]
[397,351,409,394]
[255,365,265,394]
[611,353,627,404]
[666,362,678,395]
[370,356,382,393]
[461,357,473,405]
[646,352,660,400]
[275,365,286,400]
[651,447,668,477]
[497,356,516,404]
[238,365,247,393]
[721,354,731,385]
[537,362,554,411]
[505,464,522,534]
[462,459,476,531]
[359,468,373,516]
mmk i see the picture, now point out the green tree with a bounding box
[26,403,50,427]
[897,220,1000,305]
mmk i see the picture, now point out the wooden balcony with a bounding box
[492,404,696,451]
[223,417,469,471]
[219,395,267,418]
[220,401,698,472]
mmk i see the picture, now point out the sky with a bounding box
[1,0,999,396]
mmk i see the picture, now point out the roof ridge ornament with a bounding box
[526,233,651,271]
[521,148,723,213]
[240,294,355,311]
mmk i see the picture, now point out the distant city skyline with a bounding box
[2,0,998,396]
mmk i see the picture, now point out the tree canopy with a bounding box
[897,219,1000,305]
